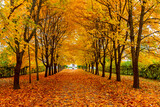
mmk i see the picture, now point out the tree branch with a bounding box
[141,31,160,40]
[6,42,16,53]
[8,3,23,19]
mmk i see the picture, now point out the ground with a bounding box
[0,69,160,106]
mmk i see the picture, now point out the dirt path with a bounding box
[0,69,159,106]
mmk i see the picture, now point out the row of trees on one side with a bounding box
[39,3,69,77]
[71,0,160,88]
[0,0,70,89]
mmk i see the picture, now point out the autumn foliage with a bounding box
[0,0,160,106]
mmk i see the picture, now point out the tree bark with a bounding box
[113,40,121,81]
[108,56,113,80]
[116,62,121,81]
[86,63,87,71]
[54,63,57,74]
[133,59,139,88]
[14,71,20,89]
[89,64,90,72]
[50,48,54,75]
[91,62,94,74]
[102,64,105,77]
[45,66,48,77]
[35,33,39,80]
[95,60,99,75]
[35,0,42,81]
[58,64,60,72]
[49,66,51,75]
[14,51,23,89]
[28,43,31,83]
[102,47,106,77]
[52,66,54,75]
[44,45,49,77]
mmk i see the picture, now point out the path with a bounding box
[39,69,113,106]
[0,69,160,106]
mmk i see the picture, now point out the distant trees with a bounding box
[39,5,68,77]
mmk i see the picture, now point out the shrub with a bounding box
[144,64,160,79]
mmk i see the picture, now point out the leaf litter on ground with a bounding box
[0,69,159,106]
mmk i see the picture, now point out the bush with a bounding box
[120,61,132,75]
[98,61,160,80]
[0,66,15,77]
[31,66,45,73]
[140,64,160,79]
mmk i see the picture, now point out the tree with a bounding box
[0,0,43,89]
[39,1,69,77]
[127,0,160,88]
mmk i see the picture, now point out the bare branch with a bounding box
[141,31,160,40]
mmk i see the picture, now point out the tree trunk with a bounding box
[113,40,121,81]
[14,71,20,89]
[89,64,90,72]
[45,66,48,77]
[108,56,113,80]
[44,51,49,77]
[133,58,139,88]
[95,60,99,75]
[49,66,51,75]
[133,1,145,89]
[34,0,43,81]
[128,0,145,88]
[52,66,54,75]
[116,62,121,81]
[54,63,57,74]
[91,62,94,74]
[86,63,87,71]
[58,64,60,72]
[102,49,106,77]
[14,52,23,89]
[28,44,31,83]
[35,33,39,80]
[102,64,105,77]
[51,47,54,75]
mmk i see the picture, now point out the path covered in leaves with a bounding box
[0,69,160,106]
